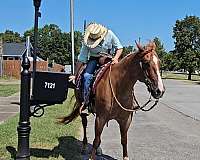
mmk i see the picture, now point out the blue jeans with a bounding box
[83,58,99,104]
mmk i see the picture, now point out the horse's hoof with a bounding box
[96,146,103,155]
[123,157,129,160]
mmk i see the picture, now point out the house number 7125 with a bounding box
[44,82,56,89]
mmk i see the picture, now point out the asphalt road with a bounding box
[82,79,200,160]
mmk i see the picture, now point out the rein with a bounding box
[108,64,159,112]
[133,93,159,112]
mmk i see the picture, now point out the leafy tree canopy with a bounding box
[0,30,22,43]
[24,24,83,65]
[173,15,200,79]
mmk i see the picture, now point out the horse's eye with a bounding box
[143,62,150,69]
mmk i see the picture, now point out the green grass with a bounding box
[0,75,10,80]
[162,71,200,82]
[0,90,82,160]
[0,84,20,97]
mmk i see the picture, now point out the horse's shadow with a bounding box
[7,136,116,160]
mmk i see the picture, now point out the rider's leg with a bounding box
[81,59,98,113]
[83,72,93,105]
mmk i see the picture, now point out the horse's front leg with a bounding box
[118,113,133,160]
[81,113,88,154]
[90,115,107,160]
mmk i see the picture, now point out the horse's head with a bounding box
[135,41,165,99]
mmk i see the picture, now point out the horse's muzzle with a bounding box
[151,88,165,99]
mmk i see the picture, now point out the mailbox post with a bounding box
[16,0,73,159]
[16,0,41,159]
[16,54,31,159]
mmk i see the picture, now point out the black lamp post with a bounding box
[16,1,41,159]
[32,0,42,97]
[16,55,31,160]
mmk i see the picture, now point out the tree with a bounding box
[153,37,168,74]
[122,45,134,57]
[162,51,179,71]
[173,15,200,80]
[153,37,167,60]
[23,24,83,65]
[0,30,22,43]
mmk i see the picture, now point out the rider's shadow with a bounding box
[6,136,116,160]
[6,136,81,160]
[31,136,82,160]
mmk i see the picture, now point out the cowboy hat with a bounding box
[84,23,108,48]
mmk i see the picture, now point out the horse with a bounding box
[58,41,165,160]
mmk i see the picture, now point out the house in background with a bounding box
[0,40,46,79]
[2,42,44,61]
[2,42,26,60]
[0,39,64,79]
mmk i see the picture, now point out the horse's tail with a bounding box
[57,101,80,124]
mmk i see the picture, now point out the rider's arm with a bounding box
[112,48,123,64]
[78,44,89,63]
[69,44,89,81]
[110,30,123,64]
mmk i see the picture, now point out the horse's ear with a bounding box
[147,41,156,51]
[135,40,144,52]
[135,40,148,58]
[152,42,156,50]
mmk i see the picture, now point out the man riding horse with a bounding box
[70,22,123,114]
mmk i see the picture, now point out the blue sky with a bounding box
[0,0,200,51]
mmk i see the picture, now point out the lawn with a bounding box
[0,90,82,160]
[162,71,200,82]
[0,84,20,97]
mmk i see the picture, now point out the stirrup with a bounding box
[81,108,89,115]
[79,102,89,115]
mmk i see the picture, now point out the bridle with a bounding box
[139,61,153,93]
[109,57,159,113]
[135,61,159,112]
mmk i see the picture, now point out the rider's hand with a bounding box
[69,75,76,82]
[111,57,119,64]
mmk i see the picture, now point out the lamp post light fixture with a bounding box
[33,0,42,8]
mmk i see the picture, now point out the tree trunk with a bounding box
[188,71,192,80]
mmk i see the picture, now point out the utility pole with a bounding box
[70,0,75,74]
[84,20,87,31]
[0,38,3,77]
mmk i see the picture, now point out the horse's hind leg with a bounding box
[118,114,133,160]
[81,114,88,154]
[90,115,107,160]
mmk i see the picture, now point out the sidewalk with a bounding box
[0,92,20,124]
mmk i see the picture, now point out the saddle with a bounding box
[75,55,112,106]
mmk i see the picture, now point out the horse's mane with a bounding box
[119,50,139,64]
[120,42,159,64]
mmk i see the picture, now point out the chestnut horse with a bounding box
[59,41,165,160]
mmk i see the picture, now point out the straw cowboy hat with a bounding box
[84,23,108,48]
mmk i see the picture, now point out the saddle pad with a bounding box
[75,65,86,89]
[92,62,111,94]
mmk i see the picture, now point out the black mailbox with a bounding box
[31,71,70,105]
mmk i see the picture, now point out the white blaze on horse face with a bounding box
[153,55,164,92]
